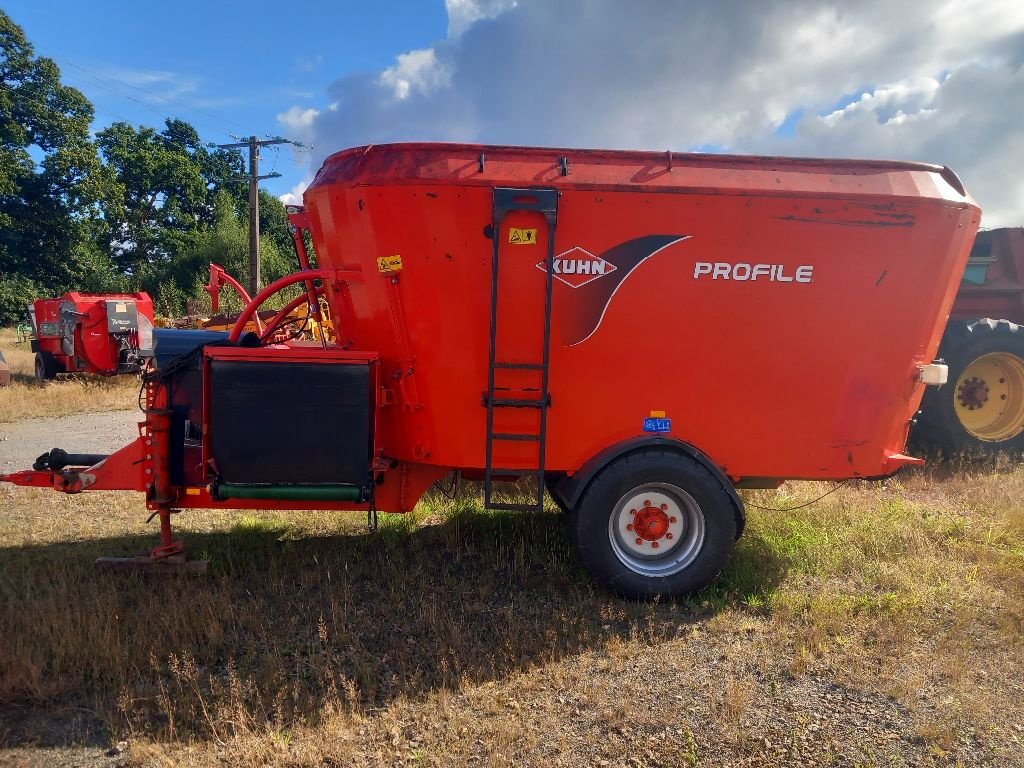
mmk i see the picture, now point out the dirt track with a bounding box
[0,409,138,471]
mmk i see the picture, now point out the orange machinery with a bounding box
[1,144,980,598]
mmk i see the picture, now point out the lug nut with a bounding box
[635,538,643,546]
[666,532,674,540]
[660,503,668,510]
[630,508,636,515]
[643,499,651,507]
[651,541,659,549]
[669,516,677,524]
[626,524,634,531]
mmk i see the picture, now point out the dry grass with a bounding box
[0,327,137,423]
[1,460,1022,766]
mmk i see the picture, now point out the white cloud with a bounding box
[302,0,1024,226]
[278,177,311,207]
[444,0,516,38]
[820,78,943,127]
[277,105,320,131]
[378,48,451,100]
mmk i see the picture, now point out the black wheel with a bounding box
[915,319,1024,455]
[34,351,57,384]
[568,449,738,600]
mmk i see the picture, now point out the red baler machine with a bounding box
[2,144,980,598]
[29,292,154,383]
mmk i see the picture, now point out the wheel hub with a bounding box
[608,484,705,576]
[629,500,674,544]
[953,351,1024,442]
[957,377,989,410]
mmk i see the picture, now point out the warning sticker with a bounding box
[508,228,537,245]
[377,255,403,273]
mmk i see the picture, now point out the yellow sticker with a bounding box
[185,487,202,496]
[115,302,127,312]
[508,228,537,245]
[649,409,667,418]
[377,254,403,273]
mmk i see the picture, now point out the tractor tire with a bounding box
[567,449,737,600]
[915,318,1024,455]
[34,351,58,384]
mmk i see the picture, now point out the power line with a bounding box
[35,46,256,137]
[216,136,302,294]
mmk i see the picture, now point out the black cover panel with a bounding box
[210,360,371,485]
[105,300,138,332]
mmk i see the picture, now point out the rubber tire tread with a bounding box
[568,448,737,600]
[915,318,1024,455]
[34,351,57,384]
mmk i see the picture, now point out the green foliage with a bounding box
[0,9,111,321]
[0,11,301,324]
[0,272,39,325]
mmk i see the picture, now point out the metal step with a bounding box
[490,397,548,408]
[494,361,544,370]
[486,502,540,512]
[488,468,543,477]
[492,432,540,442]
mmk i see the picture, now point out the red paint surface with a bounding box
[304,143,980,484]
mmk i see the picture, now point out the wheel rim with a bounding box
[607,482,706,577]
[954,352,1024,442]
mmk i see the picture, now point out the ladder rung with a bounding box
[490,398,548,408]
[494,362,544,370]
[491,432,540,442]
[486,502,541,512]
[488,468,542,477]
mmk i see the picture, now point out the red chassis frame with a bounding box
[1,343,444,561]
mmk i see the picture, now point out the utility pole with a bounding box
[216,135,298,295]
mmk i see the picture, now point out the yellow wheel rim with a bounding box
[954,352,1024,442]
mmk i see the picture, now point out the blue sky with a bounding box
[5,1,1022,225]
[4,0,448,199]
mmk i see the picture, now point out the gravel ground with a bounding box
[0,410,138,768]
[0,410,138,473]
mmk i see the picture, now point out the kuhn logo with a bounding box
[537,247,618,288]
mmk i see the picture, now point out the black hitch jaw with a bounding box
[33,448,109,472]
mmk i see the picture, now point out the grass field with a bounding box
[2,464,1022,766]
[0,326,1022,766]
[0,327,137,423]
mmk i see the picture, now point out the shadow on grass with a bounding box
[0,502,788,747]
[8,370,37,387]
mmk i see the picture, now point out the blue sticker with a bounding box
[643,417,672,433]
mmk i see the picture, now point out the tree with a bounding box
[0,10,115,322]
[95,119,245,284]
[143,191,298,317]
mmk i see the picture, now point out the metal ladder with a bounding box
[484,187,558,512]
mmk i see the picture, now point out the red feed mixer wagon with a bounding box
[1,144,980,598]
[28,292,155,383]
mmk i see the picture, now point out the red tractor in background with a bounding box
[914,227,1024,454]
[29,292,154,384]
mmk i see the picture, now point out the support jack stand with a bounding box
[94,505,209,574]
